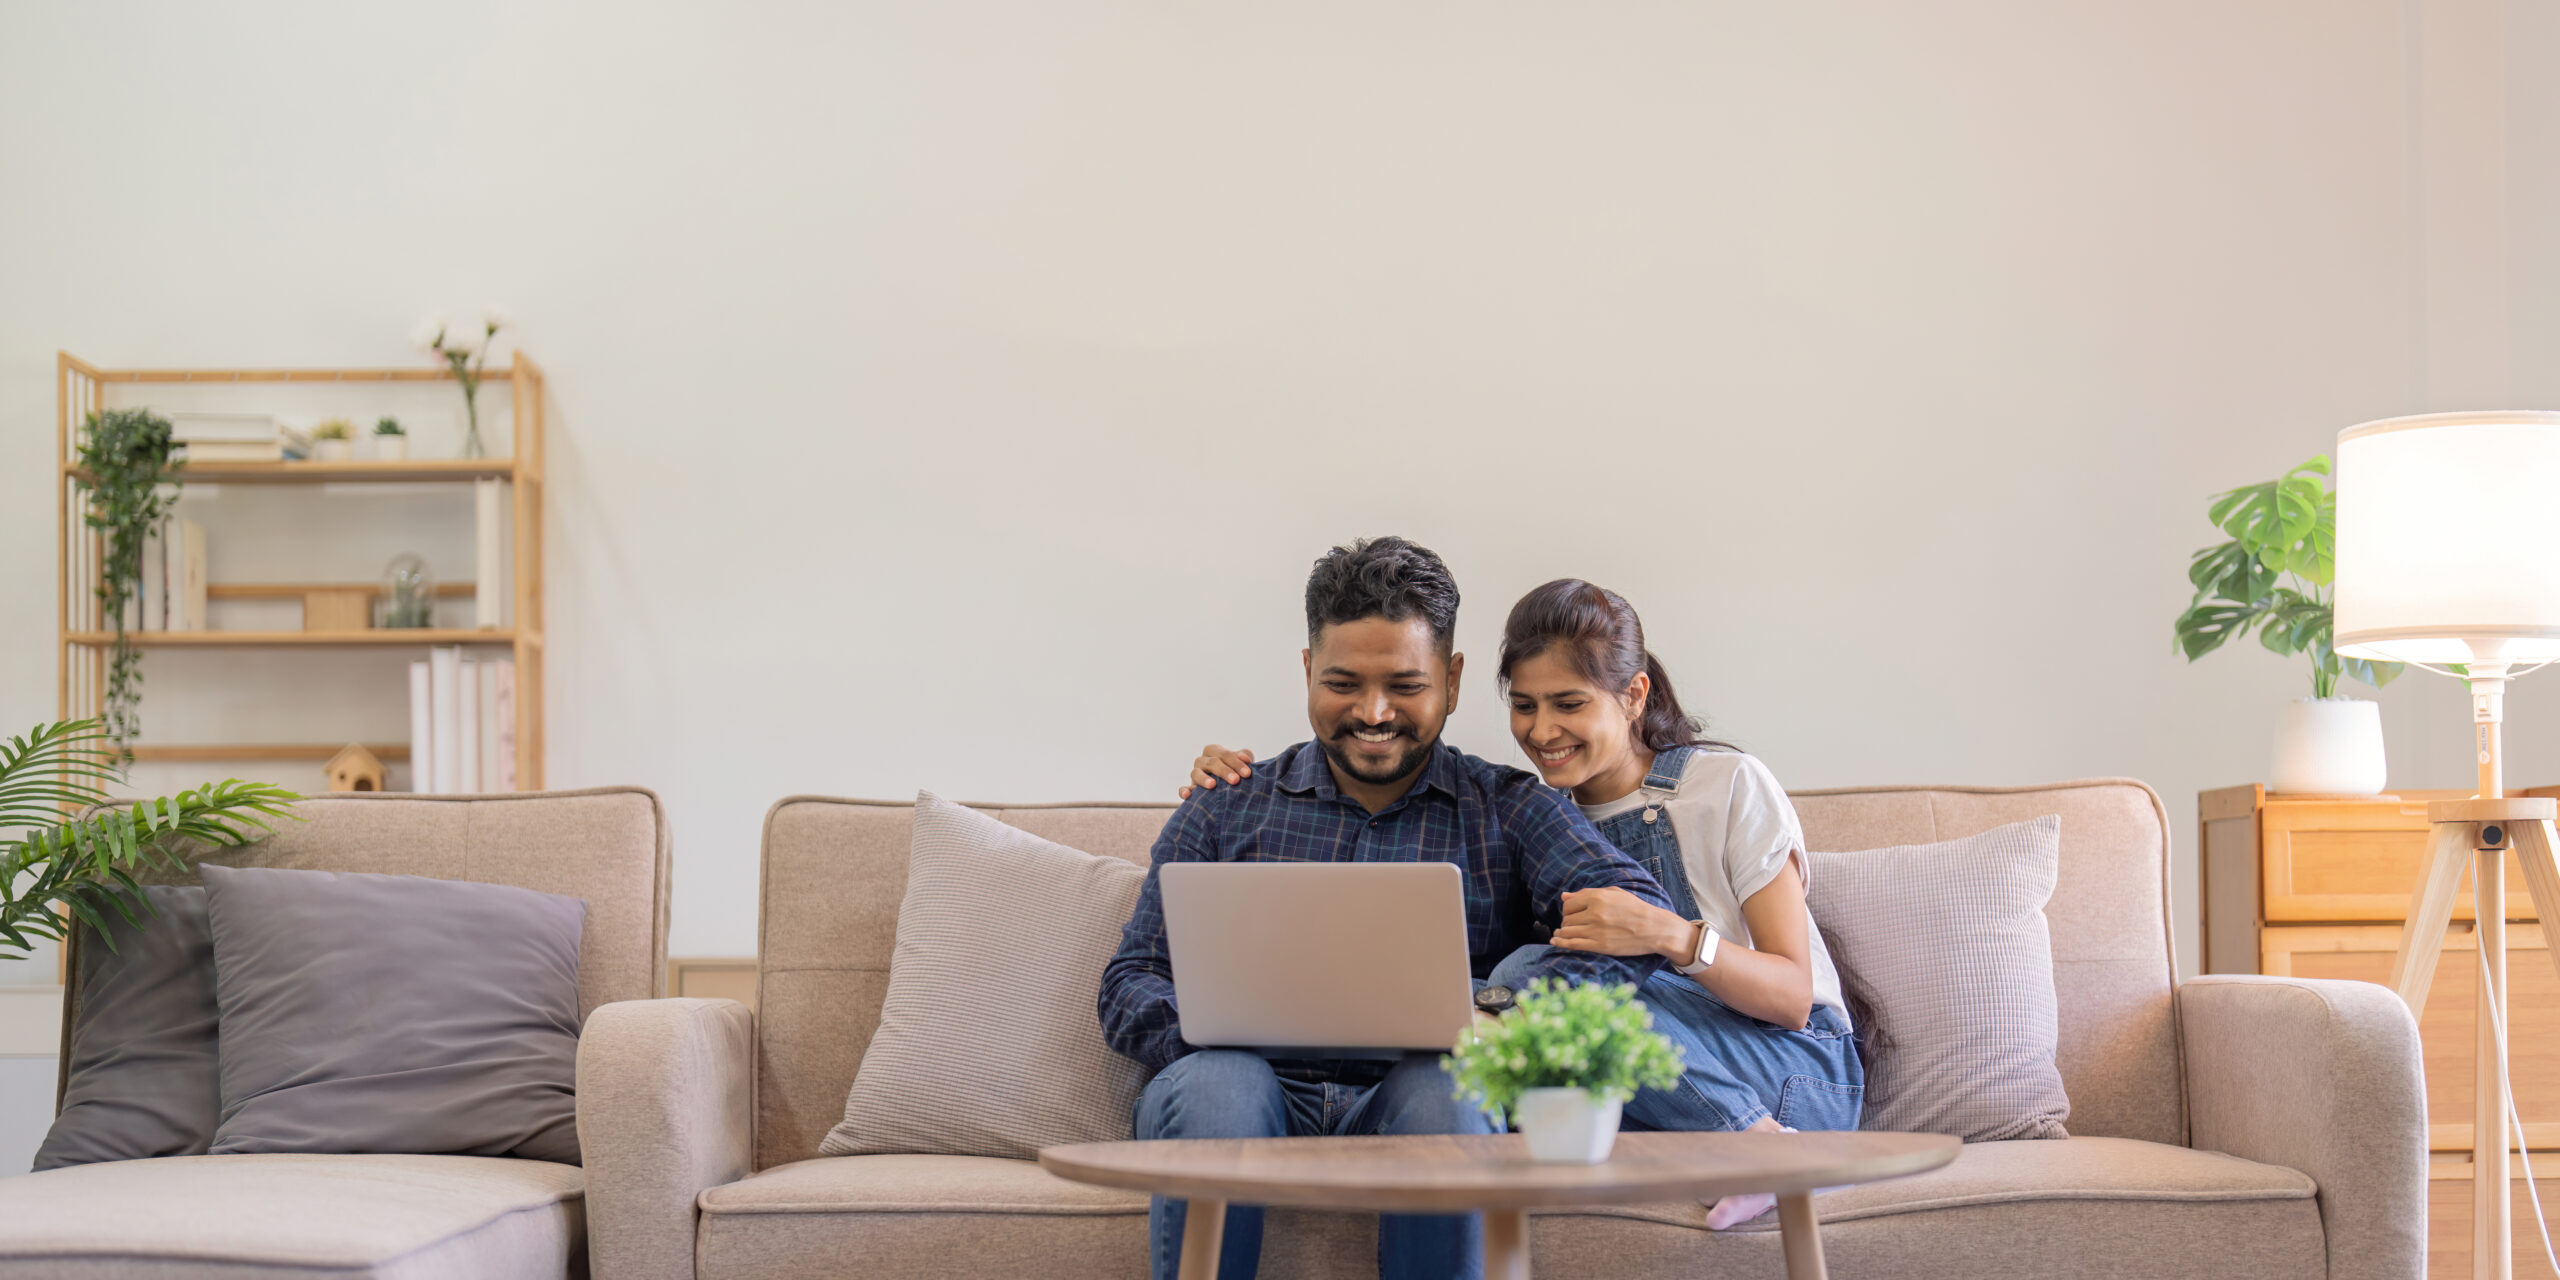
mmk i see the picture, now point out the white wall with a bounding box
[2,1,2549,978]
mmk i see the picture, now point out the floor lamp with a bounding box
[2335,410,2560,1280]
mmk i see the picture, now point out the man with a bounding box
[1098,536,1672,1280]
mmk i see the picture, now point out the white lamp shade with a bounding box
[2334,410,2560,664]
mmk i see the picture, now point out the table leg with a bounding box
[1177,1198,1226,1280]
[1484,1208,1530,1280]
[1778,1192,1828,1280]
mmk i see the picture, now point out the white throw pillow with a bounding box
[1808,814,2070,1142]
[819,791,1150,1160]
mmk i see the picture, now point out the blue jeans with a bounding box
[1133,1050,1495,1280]
[1488,945,1863,1133]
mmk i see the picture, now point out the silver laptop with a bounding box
[1160,861,1475,1059]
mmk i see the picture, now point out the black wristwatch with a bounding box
[1474,984,1516,1015]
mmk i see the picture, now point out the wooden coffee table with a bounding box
[1040,1129,1958,1280]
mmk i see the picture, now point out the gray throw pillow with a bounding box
[819,791,1149,1160]
[1808,814,2070,1142]
[34,886,221,1170]
[199,863,587,1163]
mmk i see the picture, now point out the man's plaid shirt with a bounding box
[1098,738,1672,1077]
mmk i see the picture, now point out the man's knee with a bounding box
[1487,943,1566,992]
[1374,1053,1497,1136]
[1135,1050,1287,1140]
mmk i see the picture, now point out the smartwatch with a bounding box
[1474,984,1516,1015]
[1673,921,1719,976]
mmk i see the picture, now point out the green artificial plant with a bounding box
[0,720,300,958]
[1442,978,1683,1116]
[374,416,404,437]
[74,408,183,753]
[2174,455,2405,698]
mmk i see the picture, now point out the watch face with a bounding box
[1475,985,1514,1011]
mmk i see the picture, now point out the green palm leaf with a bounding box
[0,718,302,959]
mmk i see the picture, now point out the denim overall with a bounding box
[1495,745,1866,1133]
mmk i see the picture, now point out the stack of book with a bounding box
[170,412,289,462]
[408,648,518,793]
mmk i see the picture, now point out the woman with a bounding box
[1182,579,1867,1228]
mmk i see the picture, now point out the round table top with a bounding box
[1038,1130,1958,1213]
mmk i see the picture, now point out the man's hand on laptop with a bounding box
[1175,744,1257,800]
[1552,886,1687,959]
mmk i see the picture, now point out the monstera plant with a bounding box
[0,719,299,958]
[2174,454,2404,697]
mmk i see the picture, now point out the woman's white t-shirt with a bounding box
[1577,750,1849,1020]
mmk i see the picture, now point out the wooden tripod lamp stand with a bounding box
[2335,410,2560,1280]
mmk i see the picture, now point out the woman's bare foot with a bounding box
[1703,1119,1790,1230]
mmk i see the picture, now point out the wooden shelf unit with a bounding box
[56,352,547,787]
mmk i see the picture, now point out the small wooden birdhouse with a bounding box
[325,743,387,793]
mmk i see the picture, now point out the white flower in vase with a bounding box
[438,323,482,354]
[411,314,450,352]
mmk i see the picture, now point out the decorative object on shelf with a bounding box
[372,416,406,461]
[170,412,283,463]
[73,407,182,755]
[377,554,435,628]
[301,587,371,632]
[0,719,299,960]
[2174,454,2403,795]
[324,743,385,793]
[1441,977,1682,1163]
[310,418,354,462]
[2332,409,2560,1280]
[412,309,509,459]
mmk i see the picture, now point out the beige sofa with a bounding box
[2,788,673,1280]
[581,780,2427,1280]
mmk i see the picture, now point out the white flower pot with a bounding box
[1515,1087,1621,1163]
[2270,697,2387,795]
[374,436,408,461]
[314,439,353,462]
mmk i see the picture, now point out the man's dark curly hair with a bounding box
[1304,536,1460,652]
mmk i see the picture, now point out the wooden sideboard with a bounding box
[2202,785,2560,1279]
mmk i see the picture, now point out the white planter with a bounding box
[1515,1087,1621,1163]
[2270,697,2387,795]
[313,439,353,462]
[374,436,408,460]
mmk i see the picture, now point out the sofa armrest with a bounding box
[579,997,755,1280]
[2179,975,2425,1280]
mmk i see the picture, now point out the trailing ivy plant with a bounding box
[75,408,182,754]
[2173,455,2405,698]
[0,719,300,958]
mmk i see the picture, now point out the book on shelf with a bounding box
[430,646,462,794]
[475,479,504,627]
[408,661,433,794]
[167,412,276,442]
[407,652,518,793]
[456,658,481,794]
[168,519,206,632]
[178,440,285,463]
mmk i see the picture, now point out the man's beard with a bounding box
[1318,723,1436,788]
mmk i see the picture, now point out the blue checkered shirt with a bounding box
[1097,739,1672,1078]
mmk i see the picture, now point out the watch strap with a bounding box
[1674,922,1719,975]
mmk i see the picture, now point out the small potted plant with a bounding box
[2173,455,2406,794]
[373,416,407,461]
[1443,978,1683,1163]
[311,418,354,462]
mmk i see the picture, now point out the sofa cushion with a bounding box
[36,885,221,1170]
[0,1153,583,1280]
[697,1138,2315,1280]
[817,792,1148,1161]
[200,863,588,1163]
[696,1154,1368,1280]
[1535,1136,2322,1280]
[1810,815,2071,1141]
